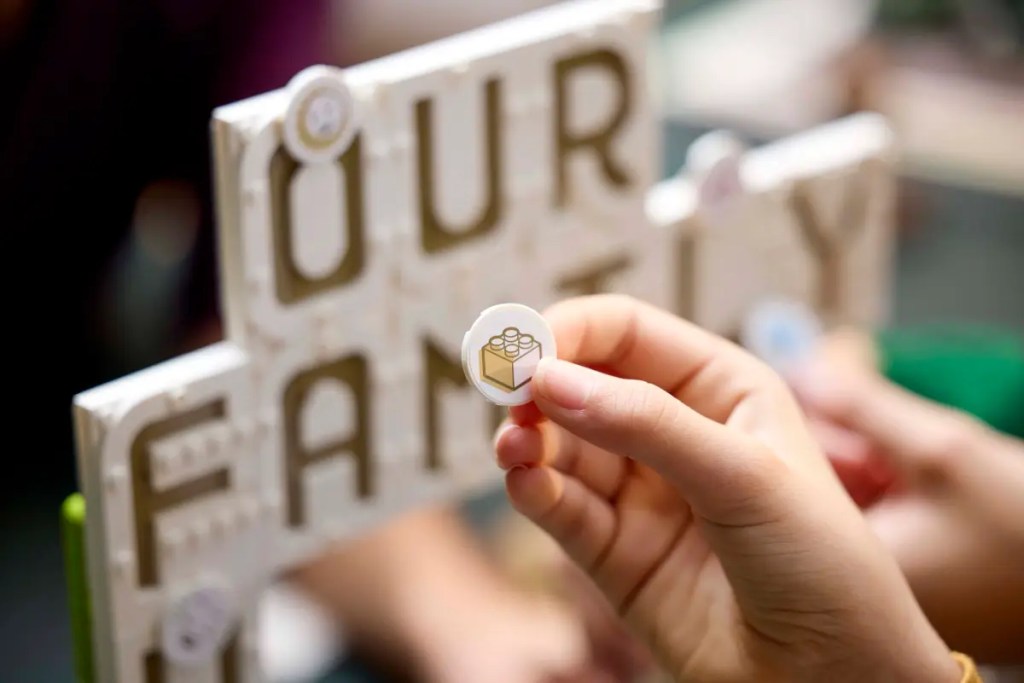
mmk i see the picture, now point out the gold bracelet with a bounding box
[951,652,982,683]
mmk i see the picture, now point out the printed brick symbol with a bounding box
[480,327,542,392]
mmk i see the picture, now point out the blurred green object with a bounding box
[880,326,1024,439]
[61,494,94,683]
[874,0,958,29]
[661,0,726,23]
[873,0,1024,45]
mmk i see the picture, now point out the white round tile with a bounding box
[161,580,236,667]
[462,303,557,406]
[282,65,358,165]
[687,129,746,215]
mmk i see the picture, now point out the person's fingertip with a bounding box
[495,424,545,470]
[492,420,515,449]
[533,359,597,411]
[788,361,832,402]
[505,466,563,520]
[790,361,863,416]
[810,418,872,465]
[509,401,545,426]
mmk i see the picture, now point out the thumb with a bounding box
[530,358,785,526]
[792,363,978,480]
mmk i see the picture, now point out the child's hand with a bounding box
[292,507,594,683]
[408,581,592,683]
[792,361,1024,663]
[495,295,959,683]
[491,513,658,681]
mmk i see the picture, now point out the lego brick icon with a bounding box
[481,327,542,392]
[463,303,558,406]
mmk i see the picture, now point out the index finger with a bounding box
[543,294,780,424]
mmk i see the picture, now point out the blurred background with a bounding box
[1,0,1022,681]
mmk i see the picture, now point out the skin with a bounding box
[790,346,1024,664]
[193,326,619,682]
[290,506,594,683]
[489,511,658,682]
[495,294,961,683]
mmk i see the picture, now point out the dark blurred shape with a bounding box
[874,0,1024,57]
[96,178,202,370]
[1,0,334,495]
[875,0,961,29]
[0,2,332,679]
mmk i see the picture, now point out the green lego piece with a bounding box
[62,493,95,683]
[880,325,1024,439]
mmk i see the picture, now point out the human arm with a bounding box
[792,358,1024,664]
[288,505,590,683]
[495,294,963,683]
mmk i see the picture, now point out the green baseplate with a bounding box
[61,325,1023,682]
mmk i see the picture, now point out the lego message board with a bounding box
[70,1,897,681]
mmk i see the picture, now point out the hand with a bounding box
[408,580,593,683]
[491,511,657,682]
[792,359,1024,663]
[495,295,960,683]
[558,558,658,682]
[291,507,592,683]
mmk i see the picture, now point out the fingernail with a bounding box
[534,359,594,410]
[789,361,835,403]
[492,421,515,450]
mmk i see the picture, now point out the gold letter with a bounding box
[131,401,230,589]
[557,255,632,296]
[788,170,871,318]
[676,232,697,322]
[269,137,366,304]
[283,355,371,528]
[424,338,503,471]
[417,79,504,253]
[554,49,632,207]
[132,403,241,681]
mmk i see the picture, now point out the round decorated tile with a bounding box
[161,580,236,667]
[462,303,557,406]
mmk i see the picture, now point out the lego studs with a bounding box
[462,303,557,406]
[161,580,236,667]
[283,65,358,164]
